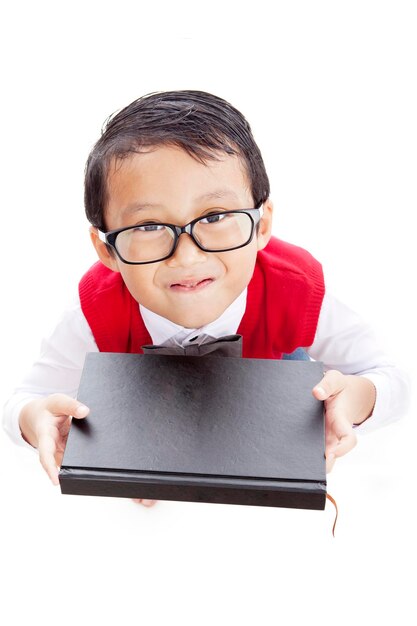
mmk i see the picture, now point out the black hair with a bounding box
[84,90,270,231]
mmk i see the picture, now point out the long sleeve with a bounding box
[2,300,98,448]
[307,293,410,433]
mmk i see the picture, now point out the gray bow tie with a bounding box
[141,334,243,357]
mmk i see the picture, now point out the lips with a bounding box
[169,277,214,291]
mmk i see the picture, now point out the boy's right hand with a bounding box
[19,394,89,486]
[19,396,158,508]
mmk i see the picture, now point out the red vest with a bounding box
[79,237,325,359]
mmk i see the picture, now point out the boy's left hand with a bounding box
[312,370,376,472]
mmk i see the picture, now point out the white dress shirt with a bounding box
[2,288,410,449]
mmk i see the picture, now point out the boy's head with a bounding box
[85,90,270,231]
[85,91,274,328]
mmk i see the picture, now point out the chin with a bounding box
[169,310,219,329]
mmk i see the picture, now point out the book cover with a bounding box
[59,353,326,510]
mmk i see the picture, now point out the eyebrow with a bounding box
[121,189,242,216]
[195,189,241,203]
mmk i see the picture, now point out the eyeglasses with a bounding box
[98,205,263,265]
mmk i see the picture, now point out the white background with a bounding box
[0,2,416,625]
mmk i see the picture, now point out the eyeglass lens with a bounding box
[114,212,254,263]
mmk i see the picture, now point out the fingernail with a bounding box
[315,386,326,399]
[75,404,88,417]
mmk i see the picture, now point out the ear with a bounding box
[89,227,120,272]
[256,199,273,251]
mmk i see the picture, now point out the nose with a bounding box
[165,232,207,268]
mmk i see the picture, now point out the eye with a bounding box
[133,224,165,232]
[199,213,228,224]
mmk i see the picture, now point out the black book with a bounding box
[59,353,326,510]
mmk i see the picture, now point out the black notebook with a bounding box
[59,353,326,510]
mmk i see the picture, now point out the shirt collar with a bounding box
[139,288,247,347]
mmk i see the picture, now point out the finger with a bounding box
[38,431,60,485]
[59,419,72,439]
[313,370,346,401]
[326,453,336,473]
[330,430,357,458]
[132,499,158,507]
[326,409,354,439]
[45,394,89,419]
[325,429,338,448]
[325,409,357,450]
[54,447,65,469]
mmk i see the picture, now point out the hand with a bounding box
[19,394,90,485]
[312,370,376,472]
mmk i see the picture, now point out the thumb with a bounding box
[44,393,90,419]
[312,370,346,401]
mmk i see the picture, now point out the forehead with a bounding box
[106,145,253,213]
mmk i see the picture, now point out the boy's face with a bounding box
[91,145,273,328]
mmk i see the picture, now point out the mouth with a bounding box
[169,277,214,292]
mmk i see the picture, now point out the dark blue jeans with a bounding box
[282,348,310,361]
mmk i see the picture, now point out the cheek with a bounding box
[118,265,156,303]
[224,244,257,282]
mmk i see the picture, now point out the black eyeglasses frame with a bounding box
[98,205,263,265]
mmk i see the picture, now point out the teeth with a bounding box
[175,280,201,287]
[171,278,212,288]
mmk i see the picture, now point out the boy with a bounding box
[3,90,409,507]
